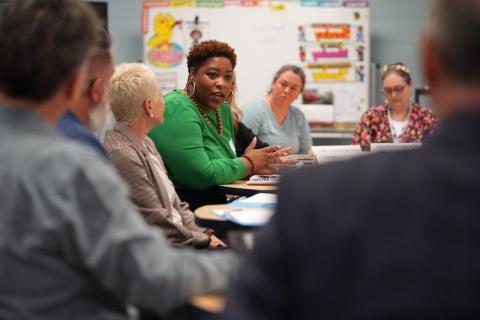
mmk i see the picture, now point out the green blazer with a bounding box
[149,90,246,191]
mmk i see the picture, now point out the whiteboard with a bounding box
[142,2,370,123]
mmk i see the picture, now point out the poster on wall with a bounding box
[297,10,369,127]
[142,1,370,129]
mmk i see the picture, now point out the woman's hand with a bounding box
[209,235,227,248]
[276,146,293,156]
[278,147,299,167]
[244,145,281,174]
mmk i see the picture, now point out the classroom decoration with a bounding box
[142,0,370,128]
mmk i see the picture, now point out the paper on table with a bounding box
[228,193,277,209]
[370,142,422,152]
[312,145,364,164]
[212,208,274,227]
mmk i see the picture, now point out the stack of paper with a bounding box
[370,143,422,153]
[211,193,277,226]
[212,208,273,227]
[312,145,364,164]
[228,193,277,209]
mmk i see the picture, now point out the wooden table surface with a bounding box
[218,180,277,197]
[190,294,226,314]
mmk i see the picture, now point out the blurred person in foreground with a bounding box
[56,28,114,159]
[104,63,225,249]
[223,0,480,318]
[0,1,236,319]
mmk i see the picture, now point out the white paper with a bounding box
[300,104,334,123]
[370,143,422,153]
[229,193,277,208]
[212,208,274,227]
[312,145,364,164]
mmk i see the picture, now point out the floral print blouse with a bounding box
[352,104,437,151]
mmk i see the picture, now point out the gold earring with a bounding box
[185,81,196,98]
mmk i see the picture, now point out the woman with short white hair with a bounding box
[104,63,225,248]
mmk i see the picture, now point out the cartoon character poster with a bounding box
[145,12,184,68]
[185,15,210,50]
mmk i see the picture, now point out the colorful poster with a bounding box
[170,0,195,7]
[142,3,370,125]
[184,15,210,50]
[297,8,369,123]
[196,0,224,8]
[145,12,185,68]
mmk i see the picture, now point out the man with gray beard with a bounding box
[57,28,114,159]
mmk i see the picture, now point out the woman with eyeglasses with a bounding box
[352,62,437,151]
[242,65,312,154]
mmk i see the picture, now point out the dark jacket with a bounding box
[234,121,269,157]
[224,110,480,319]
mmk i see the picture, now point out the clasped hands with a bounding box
[242,137,297,175]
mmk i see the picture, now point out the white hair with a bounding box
[110,63,159,122]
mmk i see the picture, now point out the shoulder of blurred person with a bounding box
[57,111,109,159]
[0,1,238,318]
[56,28,114,159]
[223,0,480,318]
[224,118,480,318]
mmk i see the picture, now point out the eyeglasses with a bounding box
[383,84,407,96]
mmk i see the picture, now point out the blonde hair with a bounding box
[380,62,412,85]
[110,63,159,122]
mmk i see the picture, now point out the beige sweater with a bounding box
[103,122,212,248]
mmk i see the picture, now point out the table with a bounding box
[218,180,277,197]
[194,204,257,230]
[195,204,261,254]
[189,294,226,314]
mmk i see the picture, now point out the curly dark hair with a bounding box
[187,40,237,72]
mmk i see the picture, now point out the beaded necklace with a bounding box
[185,91,223,137]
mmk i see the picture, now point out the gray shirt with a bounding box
[0,105,236,319]
[242,100,312,154]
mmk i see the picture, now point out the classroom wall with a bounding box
[368,0,434,104]
[98,0,434,106]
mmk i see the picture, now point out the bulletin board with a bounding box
[142,1,370,127]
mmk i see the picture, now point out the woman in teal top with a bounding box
[149,40,279,210]
[242,65,312,154]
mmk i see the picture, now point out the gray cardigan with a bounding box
[104,122,212,248]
